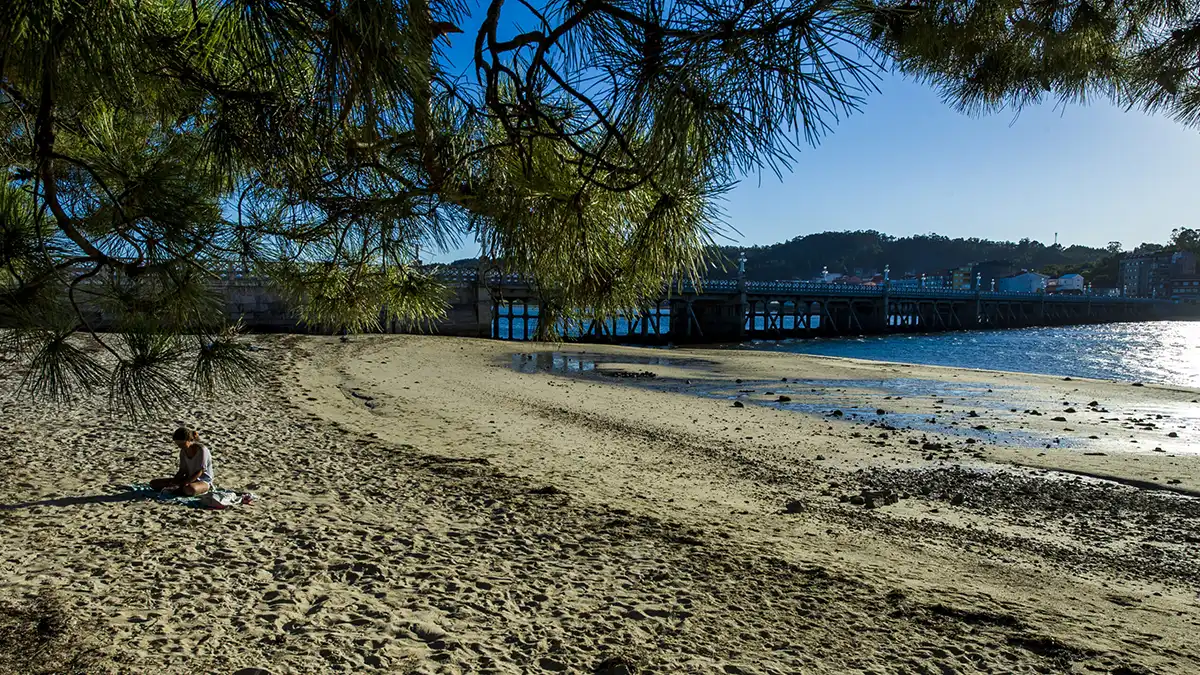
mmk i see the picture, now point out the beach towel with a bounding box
[122,484,257,510]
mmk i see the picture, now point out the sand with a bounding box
[1,334,1198,674]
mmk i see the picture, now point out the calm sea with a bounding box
[747,321,1200,388]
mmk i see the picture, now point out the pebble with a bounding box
[861,489,899,508]
[732,401,744,408]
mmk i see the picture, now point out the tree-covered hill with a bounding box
[712,232,1110,281]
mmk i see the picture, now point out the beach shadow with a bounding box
[0,490,152,510]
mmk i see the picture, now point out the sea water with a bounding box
[749,321,1200,388]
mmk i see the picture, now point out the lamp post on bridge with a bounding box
[883,261,892,329]
[737,251,748,339]
[881,264,891,332]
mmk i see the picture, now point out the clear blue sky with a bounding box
[430,23,1200,262]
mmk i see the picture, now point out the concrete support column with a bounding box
[973,273,982,327]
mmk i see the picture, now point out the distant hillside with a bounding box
[438,231,1119,282]
[712,231,1109,281]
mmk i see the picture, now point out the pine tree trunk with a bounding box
[409,0,443,189]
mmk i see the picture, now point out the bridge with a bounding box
[215,265,1178,344]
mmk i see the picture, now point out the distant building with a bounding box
[1169,276,1200,303]
[922,272,952,289]
[997,272,1049,293]
[950,266,974,290]
[1055,273,1085,293]
[1120,251,1196,297]
[974,260,1017,290]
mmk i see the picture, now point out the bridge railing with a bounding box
[196,266,1162,305]
[742,280,881,295]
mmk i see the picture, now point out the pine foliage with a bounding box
[2,0,1197,410]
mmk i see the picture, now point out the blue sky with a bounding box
[715,76,1200,253]
[430,16,1200,262]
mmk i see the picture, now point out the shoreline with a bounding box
[735,319,1200,389]
[2,334,1198,673]
[507,340,1200,486]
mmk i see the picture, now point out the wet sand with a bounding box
[1,335,1198,673]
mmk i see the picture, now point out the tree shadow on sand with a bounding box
[0,490,153,510]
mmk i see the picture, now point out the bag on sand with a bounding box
[199,490,254,510]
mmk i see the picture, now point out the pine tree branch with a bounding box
[33,19,113,268]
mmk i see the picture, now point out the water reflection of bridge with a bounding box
[427,269,1174,344]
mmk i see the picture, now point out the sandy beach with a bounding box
[2,334,1198,673]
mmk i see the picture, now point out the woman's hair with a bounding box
[172,427,200,443]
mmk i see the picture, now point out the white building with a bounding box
[997,272,1049,293]
[1055,273,1085,292]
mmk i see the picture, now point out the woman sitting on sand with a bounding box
[149,427,213,497]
